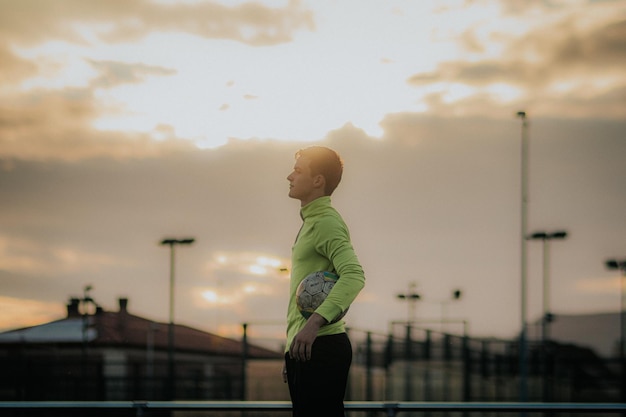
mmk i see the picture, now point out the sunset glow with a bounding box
[1,0,624,339]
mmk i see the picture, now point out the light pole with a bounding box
[528,230,568,402]
[527,231,568,341]
[440,289,463,333]
[396,282,420,324]
[517,110,530,403]
[394,285,461,402]
[160,237,195,400]
[396,282,420,401]
[606,258,626,405]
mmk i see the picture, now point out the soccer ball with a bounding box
[296,271,348,323]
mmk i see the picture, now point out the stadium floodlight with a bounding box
[160,237,195,399]
[605,258,626,354]
[605,258,626,403]
[516,110,530,403]
[527,230,569,333]
[528,230,569,402]
[396,282,421,324]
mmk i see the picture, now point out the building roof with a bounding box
[0,297,281,359]
[528,311,619,358]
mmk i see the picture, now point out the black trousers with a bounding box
[285,333,352,417]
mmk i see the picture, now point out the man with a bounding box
[283,146,365,417]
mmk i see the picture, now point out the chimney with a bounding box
[119,297,129,313]
[67,298,81,318]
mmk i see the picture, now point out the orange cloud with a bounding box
[0,296,66,332]
[0,0,314,46]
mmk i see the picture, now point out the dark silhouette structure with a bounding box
[0,297,280,402]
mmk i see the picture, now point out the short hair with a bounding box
[295,146,344,195]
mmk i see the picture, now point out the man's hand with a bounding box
[289,313,327,361]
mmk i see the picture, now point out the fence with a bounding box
[1,322,623,413]
[1,400,626,417]
[343,324,622,404]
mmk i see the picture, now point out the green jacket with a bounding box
[286,196,365,352]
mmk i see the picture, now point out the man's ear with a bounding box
[313,174,326,189]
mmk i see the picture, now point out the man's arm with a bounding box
[314,217,365,322]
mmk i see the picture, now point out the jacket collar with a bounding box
[300,196,331,220]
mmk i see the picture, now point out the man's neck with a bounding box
[299,193,326,207]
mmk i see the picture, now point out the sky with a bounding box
[1,0,625,345]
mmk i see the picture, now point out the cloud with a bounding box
[497,0,569,15]
[0,42,38,85]
[100,1,314,46]
[0,87,96,160]
[411,17,626,87]
[0,0,314,92]
[407,4,626,118]
[0,0,317,160]
[0,296,66,330]
[88,59,177,88]
[0,51,200,162]
[576,276,621,294]
[516,14,626,77]
[0,85,196,162]
[204,250,290,282]
[0,0,314,46]
[2,31,204,161]
[409,60,528,87]
[3,0,624,161]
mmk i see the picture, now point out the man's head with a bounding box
[287,146,344,206]
[295,146,343,195]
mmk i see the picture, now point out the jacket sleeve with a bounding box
[312,215,365,322]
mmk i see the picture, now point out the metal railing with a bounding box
[1,401,626,416]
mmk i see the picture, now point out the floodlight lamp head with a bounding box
[551,231,568,239]
[160,238,195,245]
[606,259,620,270]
